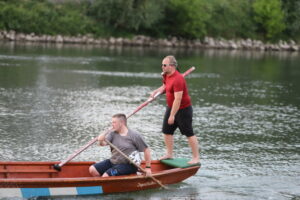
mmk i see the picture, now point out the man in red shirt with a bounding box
[151,55,200,164]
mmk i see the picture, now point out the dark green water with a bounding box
[0,42,300,200]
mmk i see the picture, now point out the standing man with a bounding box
[151,55,200,164]
[89,113,152,177]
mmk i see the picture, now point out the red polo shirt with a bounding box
[163,70,191,109]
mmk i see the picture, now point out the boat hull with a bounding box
[0,160,200,198]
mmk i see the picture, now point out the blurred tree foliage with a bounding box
[206,0,256,39]
[0,0,97,35]
[88,0,165,31]
[282,0,300,40]
[158,0,211,39]
[253,0,285,40]
[0,0,299,42]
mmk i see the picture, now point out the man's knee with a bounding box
[89,165,100,177]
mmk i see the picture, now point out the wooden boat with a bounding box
[0,159,200,198]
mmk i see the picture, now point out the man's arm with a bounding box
[150,84,166,98]
[98,131,110,146]
[143,147,152,175]
[144,148,151,167]
[168,91,183,125]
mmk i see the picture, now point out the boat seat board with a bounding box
[0,169,58,173]
[160,158,200,168]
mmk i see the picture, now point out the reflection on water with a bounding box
[0,42,300,200]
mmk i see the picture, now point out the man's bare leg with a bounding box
[159,134,174,160]
[89,165,101,177]
[187,135,200,164]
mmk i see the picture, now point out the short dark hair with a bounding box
[112,113,127,126]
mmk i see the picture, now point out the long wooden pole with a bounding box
[53,67,195,171]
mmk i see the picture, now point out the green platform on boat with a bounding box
[160,158,201,168]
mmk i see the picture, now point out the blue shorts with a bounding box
[93,159,137,176]
[162,106,194,137]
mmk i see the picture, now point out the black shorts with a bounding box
[93,159,137,176]
[162,106,194,137]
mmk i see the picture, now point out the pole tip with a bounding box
[53,164,61,171]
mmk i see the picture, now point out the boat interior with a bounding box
[0,161,173,179]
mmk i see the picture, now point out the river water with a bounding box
[0,42,299,200]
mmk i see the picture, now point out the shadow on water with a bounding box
[33,183,200,200]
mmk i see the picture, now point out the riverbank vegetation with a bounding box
[0,0,299,43]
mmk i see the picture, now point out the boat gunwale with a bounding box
[0,166,200,183]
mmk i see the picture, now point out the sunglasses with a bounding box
[161,64,173,67]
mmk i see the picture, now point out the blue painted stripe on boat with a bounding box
[21,188,50,198]
[76,186,103,195]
